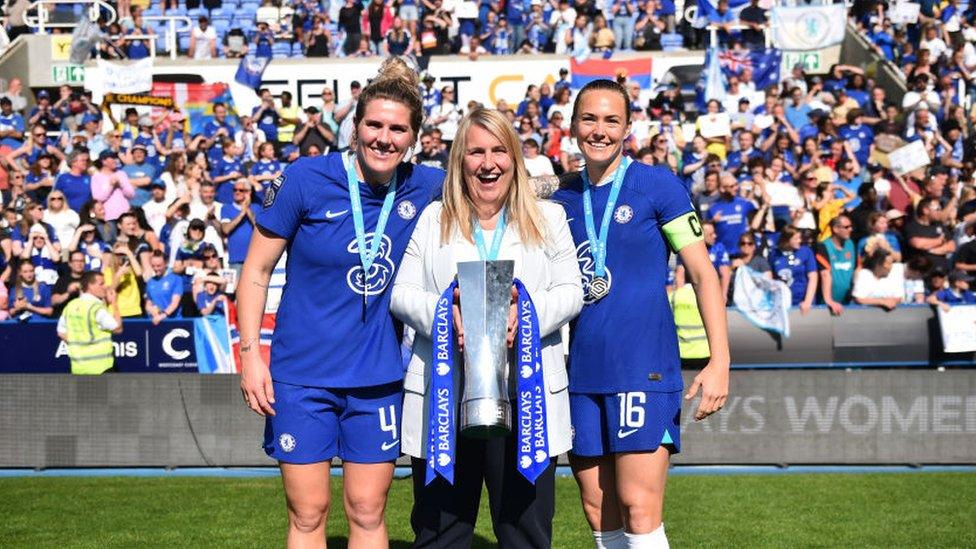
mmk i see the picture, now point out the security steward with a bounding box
[57,271,123,375]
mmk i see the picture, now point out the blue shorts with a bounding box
[570,390,682,457]
[263,381,402,464]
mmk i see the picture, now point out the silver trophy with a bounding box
[457,260,514,438]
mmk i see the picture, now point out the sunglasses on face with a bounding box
[739,241,755,246]
[233,188,248,192]
[50,197,63,201]
[203,253,217,259]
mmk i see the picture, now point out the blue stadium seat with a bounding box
[143,6,162,16]
[189,7,208,19]
[235,18,255,32]
[210,7,228,18]
[178,34,191,52]
[212,17,231,33]
[661,33,684,51]
[272,42,291,59]
[240,2,260,14]
[292,41,304,56]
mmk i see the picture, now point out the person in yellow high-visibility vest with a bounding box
[56,271,123,375]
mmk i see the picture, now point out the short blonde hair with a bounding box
[440,108,546,247]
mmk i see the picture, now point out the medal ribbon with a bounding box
[472,207,507,261]
[581,157,631,277]
[513,278,549,483]
[345,154,398,276]
[426,280,458,485]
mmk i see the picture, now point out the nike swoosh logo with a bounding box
[381,439,399,451]
[325,209,348,219]
[617,428,638,439]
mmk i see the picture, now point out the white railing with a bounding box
[706,23,774,48]
[24,0,117,34]
[143,14,193,59]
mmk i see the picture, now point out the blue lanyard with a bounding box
[581,157,631,277]
[471,207,507,261]
[345,153,398,276]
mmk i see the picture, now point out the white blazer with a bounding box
[391,200,583,458]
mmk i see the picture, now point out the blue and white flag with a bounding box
[770,5,846,51]
[733,266,791,338]
[719,48,782,89]
[694,0,749,28]
[194,314,235,373]
[234,55,271,91]
[696,47,727,110]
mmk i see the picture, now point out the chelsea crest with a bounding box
[397,200,417,220]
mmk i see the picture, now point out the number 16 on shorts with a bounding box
[617,392,646,438]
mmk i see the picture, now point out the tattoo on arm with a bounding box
[530,175,560,199]
[239,337,258,353]
[251,281,269,288]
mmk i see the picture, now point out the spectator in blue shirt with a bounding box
[194,274,228,316]
[219,179,258,274]
[705,172,757,255]
[53,150,92,212]
[210,139,244,204]
[927,269,976,310]
[772,225,818,312]
[202,102,234,162]
[145,251,184,324]
[0,97,26,150]
[121,143,158,207]
[8,261,53,322]
[252,89,280,145]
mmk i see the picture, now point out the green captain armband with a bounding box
[662,211,704,252]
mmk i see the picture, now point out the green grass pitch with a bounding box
[1,473,974,548]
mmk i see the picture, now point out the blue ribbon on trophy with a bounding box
[427,280,458,485]
[513,278,549,483]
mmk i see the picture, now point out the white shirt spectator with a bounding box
[766,180,804,211]
[853,262,906,300]
[524,154,555,177]
[43,208,80,248]
[431,102,462,142]
[920,38,949,61]
[141,197,171,235]
[167,219,226,267]
[191,24,218,59]
[235,127,267,163]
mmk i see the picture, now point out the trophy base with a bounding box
[460,399,511,439]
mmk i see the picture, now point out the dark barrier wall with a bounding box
[1,371,973,468]
[0,320,200,373]
[1,306,970,373]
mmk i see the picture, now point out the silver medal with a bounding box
[589,276,610,301]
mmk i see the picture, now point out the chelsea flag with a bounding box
[770,5,846,51]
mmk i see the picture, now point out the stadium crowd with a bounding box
[2,0,686,58]
[4,0,976,321]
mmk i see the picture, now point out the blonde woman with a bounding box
[391,108,582,548]
[43,190,80,252]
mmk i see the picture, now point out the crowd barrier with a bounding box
[0,318,214,374]
[0,306,970,374]
[1,370,973,468]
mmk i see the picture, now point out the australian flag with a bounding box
[718,48,782,90]
[234,55,271,91]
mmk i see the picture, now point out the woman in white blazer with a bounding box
[391,108,582,548]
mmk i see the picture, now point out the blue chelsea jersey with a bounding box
[256,153,445,388]
[552,162,697,394]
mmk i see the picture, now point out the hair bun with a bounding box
[375,57,420,90]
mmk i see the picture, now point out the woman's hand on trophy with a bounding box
[506,286,518,348]
[453,286,465,352]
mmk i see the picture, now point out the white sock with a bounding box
[592,528,626,549]
[625,523,669,549]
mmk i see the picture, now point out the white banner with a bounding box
[733,267,791,337]
[889,2,920,24]
[938,305,976,353]
[887,140,930,176]
[96,57,153,94]
[770,5,847,51]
